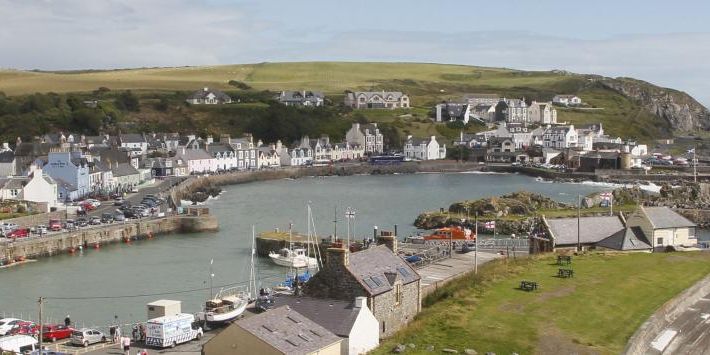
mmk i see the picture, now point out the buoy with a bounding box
[68,247,75,254]
[94,242,100,249]
[147,232,153,239]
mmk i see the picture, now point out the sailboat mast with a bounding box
[249,225,257,299]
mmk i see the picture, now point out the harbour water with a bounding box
[0,172,646,328]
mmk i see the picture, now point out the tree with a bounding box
[228,80,252,90]
[115,91,140,112]
[154,97,169,112]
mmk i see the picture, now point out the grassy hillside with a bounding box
[0,62,679,142]
[373,252,710,355]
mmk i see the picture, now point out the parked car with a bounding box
[48,219,62,232]
[123,210,138,219]
[86,199,101,208]
[89,216,101,225]
[0,318,24,336]
[113,213,126,222]
[64,219,76,230]
[5,228,30,239]
[42,324,74,342]
[1,222,19,235]
[8,321,38,336]
[70,328,106,347]
[79,202,95,211]
[75,217,89,227]
[34,225,48,235]
[100,213,114,223]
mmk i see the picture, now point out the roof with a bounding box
[555,94,579,99]
[463,93,499,100]
[175,148,212,161]
[187,87,231,101]
[643,206,696,229]
[279,91,324,103]
[547,216,625,246]
[271,294,361,337]
[597,227,652,251]
[348,91,406,101]
[111,163,139,177]
[347,244,420,296]
[235,306,340,355]
[545,125,573,134]
[206,143,234,155]
[0,150,15,163]
[120,133,146,144]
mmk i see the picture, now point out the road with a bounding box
[648,291,710,355]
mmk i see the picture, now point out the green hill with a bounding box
[0,62,707,144]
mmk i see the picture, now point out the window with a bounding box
[657,237,663,245]
[395,284,402,306]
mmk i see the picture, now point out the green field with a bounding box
[0,62,679,141]
[373,252,710,355]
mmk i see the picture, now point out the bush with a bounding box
[228,80,252,90]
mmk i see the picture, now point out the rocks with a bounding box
[392,344,407,353]
[427,345,435,352]
[464,349,478,355]
[442,349,458,353]
[408,343,416,348]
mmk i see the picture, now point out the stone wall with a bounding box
[370,281,420,338]
[2,211,64,228]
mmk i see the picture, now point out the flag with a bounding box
[485,221,496,229]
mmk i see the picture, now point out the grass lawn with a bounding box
[373,252,710,355]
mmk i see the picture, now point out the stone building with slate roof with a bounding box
[626,206,697,249]
[278,90,324,107]
[202,306,342,355]
[304,234,421,338]
[185,87,232,105]
[344,91,410,109]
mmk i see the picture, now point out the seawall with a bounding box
[0,214,218,263]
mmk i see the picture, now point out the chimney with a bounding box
[203,87,208,92]
[354,296,367,308]
[276,140,283,151]
[206,136,214,145]
[326,247,349,268]
[377,230,398,254]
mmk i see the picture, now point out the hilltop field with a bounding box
[0,62,689,144]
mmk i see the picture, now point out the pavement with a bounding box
[79,332,217,355]
[417,250,501,295]
[648,291,710,355]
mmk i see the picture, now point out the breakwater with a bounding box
[0,213,218,263]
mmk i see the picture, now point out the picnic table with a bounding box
[558,268,574,278]
[557,255,572,265]
[519,280,538,291]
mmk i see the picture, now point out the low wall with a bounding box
[0,215,218,262]
[2,211,64,228]
[624,273,710,354]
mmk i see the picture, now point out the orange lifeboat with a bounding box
[424,226,475,241]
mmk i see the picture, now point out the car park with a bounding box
[48,218,62,232]
[34,225,48,235]
[113,213,126,222]
[5,228,30,239]
[64,219,76,230]
[70,328,106,347]
[75,217,89,227]
[89,216,101,225]
[8,321,38,336]
[100,213,114,224]
[42,324,74,342]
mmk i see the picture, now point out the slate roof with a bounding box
[347,244,420,296]
[439,102,469,120]
[120,133,146,144]
[349,91,406,101]
[0,151,15,163]
[358,123,379,135]
[175,148,212,161]
[111,163,139,178]
[643,207,696,229]
[13,142,54,157]
[279,91,324,103]
[235,306,340,355]
[545,125,573,134]
[270,294,361,337]
[205,143,234,155]
[597,227,652,251]
[547,216,625,246]
[406,136,428,146]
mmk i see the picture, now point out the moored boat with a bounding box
[424,226,475,241]
[268,248,318,269]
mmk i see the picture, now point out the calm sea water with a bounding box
[0,172,634,328]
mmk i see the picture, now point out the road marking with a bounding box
[650,329,677,352]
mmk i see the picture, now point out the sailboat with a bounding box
[200,228,257,325]
[268,205,321,269]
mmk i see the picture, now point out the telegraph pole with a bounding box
[474,212,479,274]
[38,297,44,352]
[577,194,581,252]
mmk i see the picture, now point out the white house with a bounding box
[256,145,281,168]
[435,102,471,124]
[403,136,446,160]
[277,90,324,107]
[119,134,148,157]
[527,101,558,124]
[288,147,313,166]
[0,143,16,177]
[344,91,410,109]
[186,87,232,105]
[174,147,215,174]
[626,206,697,249]
[345,123,384,154]
[553,95,582,106]
[206,142,238,172]
[543,125,578,149]
[22,165,58,211]
[505,99,528,123]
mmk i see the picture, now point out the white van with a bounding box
[145,313,202,348]
[0,334,37,354]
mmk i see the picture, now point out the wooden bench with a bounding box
[519,280,538,291]
[558,268,574,278]
[557,255,572,265]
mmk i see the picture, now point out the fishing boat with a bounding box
[202,286,250,325]
[268,247,318,268]
[424,226,475,241]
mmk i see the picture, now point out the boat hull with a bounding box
[268,253,318,269]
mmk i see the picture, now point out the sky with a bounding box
[1,0,709,106]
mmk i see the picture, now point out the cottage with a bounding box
[202,306,342,355]
[222,135,258,170]
[471,103,496,122]
[345,123,384,155]
[174,147,214,174]
[185,87,232,105]
[21,165,58,211]
[269,295,380,354]
[42,150,90,201]
[344,91,409,109]
[403,136,446,161]
[626,206,697,250]
[553,94,582,106]
[257,144,281,168]
[278,91,325,107]
[546,215,627,250]
[119,133,148,157]
[206,142,238,172]
[0,177,26,200]
[304,235,421,338]
[110,163,141,192]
